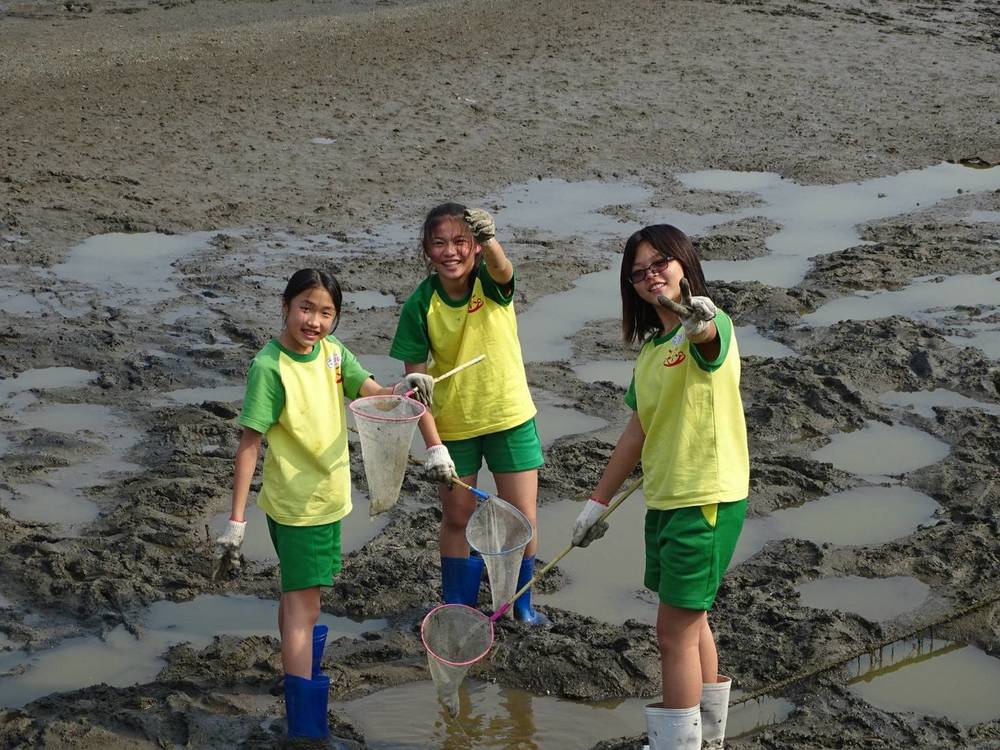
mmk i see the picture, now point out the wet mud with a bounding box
[2,0,1000,747]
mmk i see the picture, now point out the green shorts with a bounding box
[444,418,544,478]
[266,515,342,593]
[644,499,747,610]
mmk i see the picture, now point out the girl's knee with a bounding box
[283,590,321,622]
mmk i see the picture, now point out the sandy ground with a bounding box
[1,0,1000,747]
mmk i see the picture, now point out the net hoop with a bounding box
[466,497,532,557]
[348,394,426,423]
[420,603,494,668]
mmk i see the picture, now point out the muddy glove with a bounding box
[572,498,610,547]
[657,278,717,339]
[214,519,246,578]
[394,373,434,407]
[424,444,456,485]
[464,208,496,244]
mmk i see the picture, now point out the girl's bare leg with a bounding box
[438,473,478,557]
[280,587,321,679]
[657,603,707,708]
[494,469,539,557]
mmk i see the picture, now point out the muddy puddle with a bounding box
[2,162,1000,747]
[338,679,792,749]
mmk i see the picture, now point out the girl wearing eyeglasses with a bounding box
[571,224,749,750]
[389,203,549,626]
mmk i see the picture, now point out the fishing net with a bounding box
[421,603,494,715]
[348,395,425,516]
[465,493,532,617]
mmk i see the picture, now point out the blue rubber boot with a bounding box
[462,553,485,607]
[284,674,330,739]
[513,556,552,627]
[441,556,467,604]
[312,624,328,679]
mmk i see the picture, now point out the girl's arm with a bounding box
[480,236,513,287]
[465,208,513,287]
[591,412,645,502]
[572,412,645,546]
[230,427,263,522]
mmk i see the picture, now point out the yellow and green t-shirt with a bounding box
[390,262,535,441]
[240,336,371,526]
[625,310,749,511]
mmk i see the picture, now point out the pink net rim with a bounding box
[420,603,494,668]
[348,394,426,423]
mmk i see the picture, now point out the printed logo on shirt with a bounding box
[467,294,485,314]
[327,352,342,370]
[663,350,686,368]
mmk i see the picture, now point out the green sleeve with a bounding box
[689,309,734,373]
[390,280,434,363]
[479,261,514,306]
[239,345,284,433]
[624,375,638,411]
[335,339,371,399]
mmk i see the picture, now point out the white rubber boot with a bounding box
[700,675,732,749]
[644,703,701,750]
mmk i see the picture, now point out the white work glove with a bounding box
[463,208,496,244]
[214,519,246,577]
[393,373,434,407]
[572,498,610,547]
[424,444,456,485]
[657,278,717,339]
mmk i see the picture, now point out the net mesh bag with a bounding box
[465,495,532,617]
[421,604,494,714]
[348,395,425,516]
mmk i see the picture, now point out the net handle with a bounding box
[405,354,486,397]
[489,474,644,621]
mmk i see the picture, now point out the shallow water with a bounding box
[50,230,220,312]
[338,679,792,749]
[536,490,652,626]
[803,273,1000,327]
[0,595,385,709]
[685,163,1000,287]
[879,388,1000,419]
[732,486,940,566]
[0,367,97,396]
[810,421,950,478]
[848,637,1000,725]
[1,399,143,530]
[795,575,931,622]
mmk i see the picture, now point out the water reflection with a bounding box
[848,637,1000,725]
[340,679,793,748]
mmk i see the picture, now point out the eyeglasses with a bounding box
[628,256,673,284]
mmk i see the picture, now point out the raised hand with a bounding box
[463,208,496,244]
[657,278,716,339]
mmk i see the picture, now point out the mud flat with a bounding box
[2,0,1000,748]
